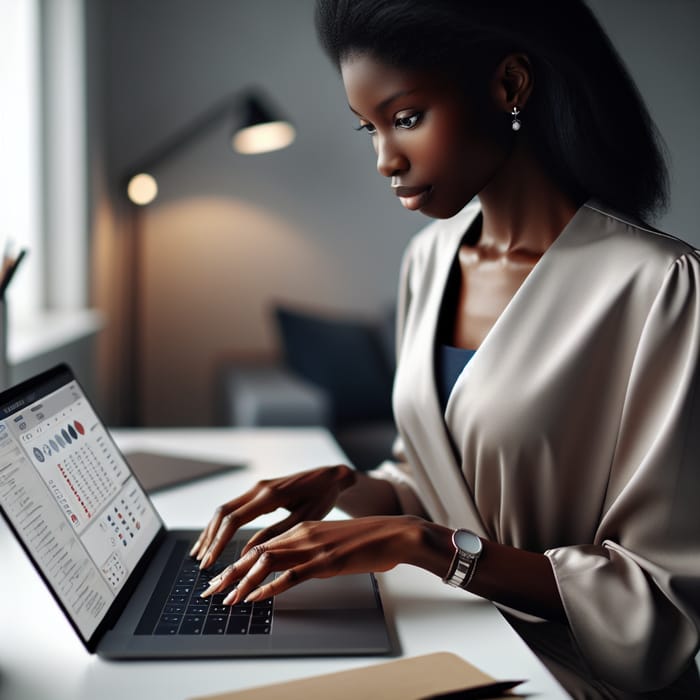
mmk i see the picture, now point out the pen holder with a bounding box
[0,301,8,391]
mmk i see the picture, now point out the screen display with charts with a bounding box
[0,375,161,640]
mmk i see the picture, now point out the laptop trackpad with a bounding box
[275,573,379,610]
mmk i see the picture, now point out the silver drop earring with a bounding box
[511,106,521,131]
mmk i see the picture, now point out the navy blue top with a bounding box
[437,344,476,411]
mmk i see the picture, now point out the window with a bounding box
[0,0,88,327]
[0,0,43,319]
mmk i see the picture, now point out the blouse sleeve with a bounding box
[545,251,700,691]
[366,235,430,517]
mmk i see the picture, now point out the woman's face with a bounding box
[341,53,509,219]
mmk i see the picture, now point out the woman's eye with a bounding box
[395,113,421,129]
[354,122,377,135]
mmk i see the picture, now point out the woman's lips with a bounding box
[393,185,432,211]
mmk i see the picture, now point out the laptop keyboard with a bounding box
[145,543,274,636]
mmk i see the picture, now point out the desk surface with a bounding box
[0,427,568,700]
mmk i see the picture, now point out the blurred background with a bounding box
[2,0,699,446]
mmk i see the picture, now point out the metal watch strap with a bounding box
[443,529,482,590]
[444,549,478,589]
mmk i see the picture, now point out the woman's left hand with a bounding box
[200,515,426,605]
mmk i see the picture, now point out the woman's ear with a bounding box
[491,52,534,112]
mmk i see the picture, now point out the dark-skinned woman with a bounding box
[192,2,700,696]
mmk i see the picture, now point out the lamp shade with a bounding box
[231,94,296,155]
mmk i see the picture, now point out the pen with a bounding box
[1,239,14,281]
[0,248,27,298]
[420,679,525,700]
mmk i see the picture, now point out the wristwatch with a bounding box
[443,528,483,590]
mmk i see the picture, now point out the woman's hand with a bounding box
[199,515,427,605]
[189,465,357,569]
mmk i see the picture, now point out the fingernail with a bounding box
[199,553,211,570]
[189,541,200,557]
[244,589,262,603]
[223,588,238,605]
[200,581,218,598]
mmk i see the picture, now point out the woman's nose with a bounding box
[376,136,407,178]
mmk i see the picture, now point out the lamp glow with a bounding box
[127,173,158,205]
[232,121,296,155]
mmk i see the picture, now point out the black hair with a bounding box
[315,0,669,223]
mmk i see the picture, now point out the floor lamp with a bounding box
[121,88,296,425]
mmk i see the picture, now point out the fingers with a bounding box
[193,490,277,569]
[199,562,239,598]
[239,496,341,556]
[189,493,248,560]
[199,517,399,606]
[235,564,313,604]
[197,515,303,597]
[240,512,305,555]
[190,467,350,565]
[199,532,322,605]
[223,547,319,606]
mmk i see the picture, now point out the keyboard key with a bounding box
[202,563,226,577]
[159,614,182,625]
[226,616,249,634]
[230,604,251,616]
[167,595,188,605]
[203,616,229,635]
[209,605,230,615]
[154,622,179,635]
[179,615,204,634]
[164,604,185,614]
[187,604,209,615]
[250,623,271,635]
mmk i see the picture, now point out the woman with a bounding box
[192,1,700,696]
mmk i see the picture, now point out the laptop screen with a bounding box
[0,366,162,642]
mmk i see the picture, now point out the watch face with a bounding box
[454,529,482,555]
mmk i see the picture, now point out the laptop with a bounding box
[0,364,395,659]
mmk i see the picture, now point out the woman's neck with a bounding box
[476,143,581,259]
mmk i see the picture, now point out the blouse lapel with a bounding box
[395,202,491,531]
[442,203,596,530]
[435,202,596,533]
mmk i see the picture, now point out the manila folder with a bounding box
[189,652,511,700]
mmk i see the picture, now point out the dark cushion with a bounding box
[274,305,394,426]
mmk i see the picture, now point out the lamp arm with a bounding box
[122,91,244,181]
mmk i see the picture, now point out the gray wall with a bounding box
[94,0,700,426]
[587,0,700,240]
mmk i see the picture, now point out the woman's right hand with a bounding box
[189,464,357,570]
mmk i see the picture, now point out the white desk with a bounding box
[0,427,568,699]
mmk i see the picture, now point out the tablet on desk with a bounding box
[124,450,245,492]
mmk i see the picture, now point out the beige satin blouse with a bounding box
[375,200,700,695]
